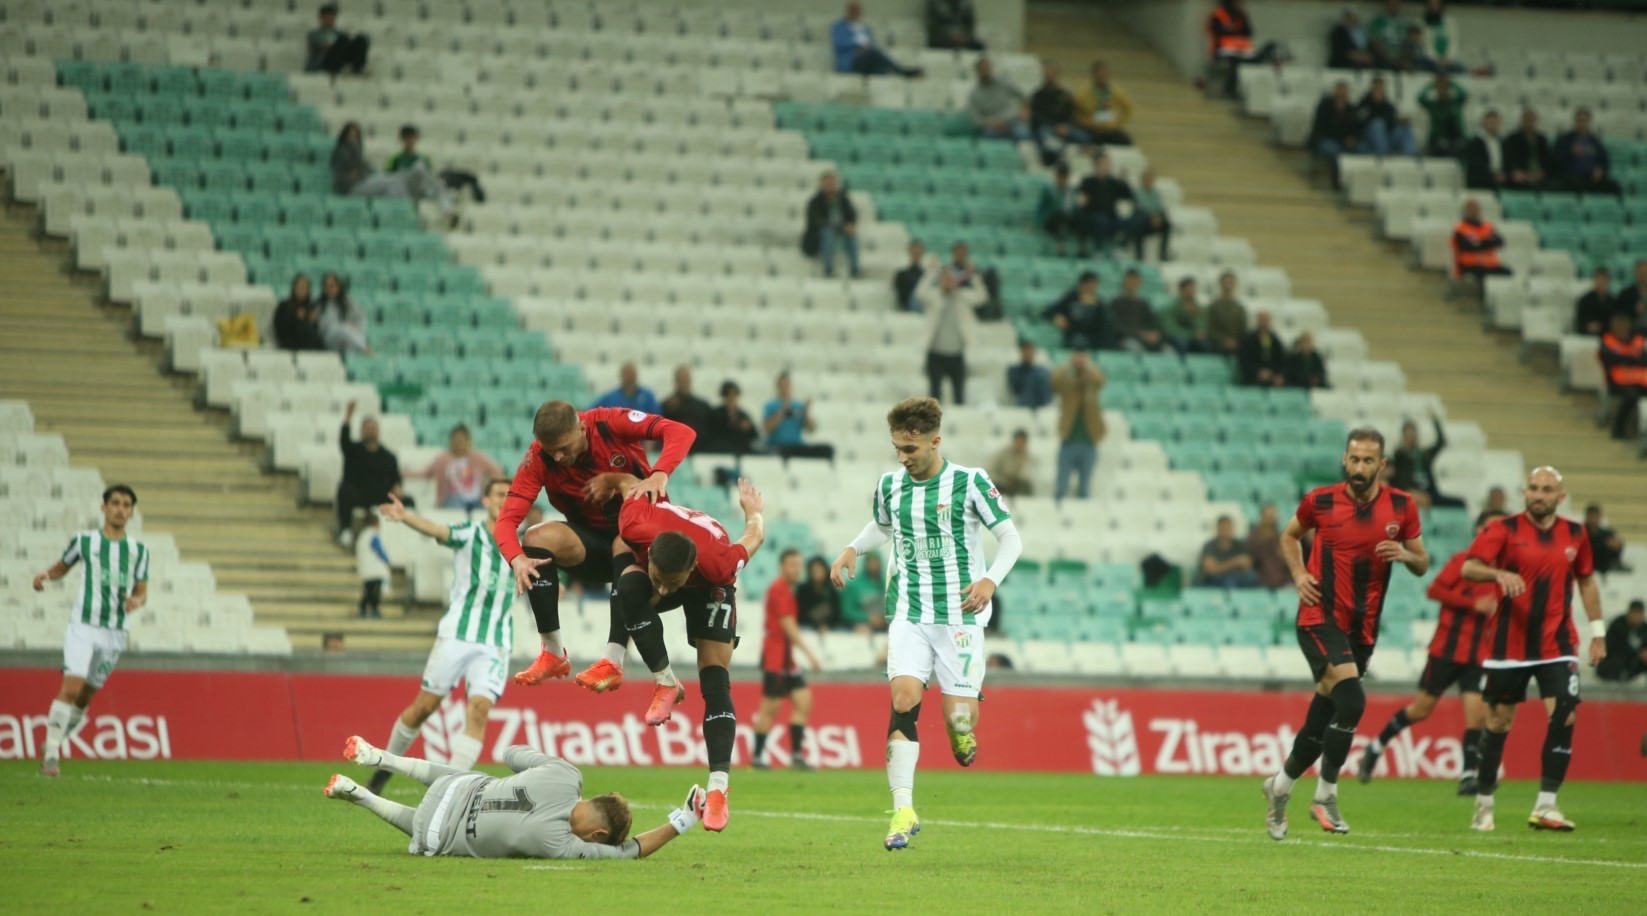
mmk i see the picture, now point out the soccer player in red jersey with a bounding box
[1358,509,1507,794]
[751,549,823,771]
[1460,467,1605,833]
[592,473,767,833]
[494,401,697,692]
[1262,428,1428,840]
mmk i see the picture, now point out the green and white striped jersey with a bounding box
[61,530,149,631]
[438,520,514,648]
[872,460,1012,626]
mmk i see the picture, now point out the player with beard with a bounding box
[1461,467,1605,832]
[1262,428,1428,840]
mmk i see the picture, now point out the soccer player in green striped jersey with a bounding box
[368,478,517,793]
[31,484,149,778]
[829,398,1023,851]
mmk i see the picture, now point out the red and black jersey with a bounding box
[762,577,799,674]
[1467,513,1593,667]
[493,408,696,563]
[1425,550,1499,665]
[1293,482,1422,645]
[618,498,748,590]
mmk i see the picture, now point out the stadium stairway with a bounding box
[1025,7,1647,544]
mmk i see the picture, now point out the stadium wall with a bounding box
[3,669,1643,782]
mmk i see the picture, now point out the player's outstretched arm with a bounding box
[32,560,69,591]
[1577,575,1606,667]
[734,478,766,559]
[832,521,891,587]
[500,744,562,773]
[378,493,452,543]
[1280,516,1320,605]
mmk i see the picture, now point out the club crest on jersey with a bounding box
[609,454,627,468]
[627,410,646,422]
[935,503,951,526]
[1564,546,1578,562]
[1385,523,1400,538]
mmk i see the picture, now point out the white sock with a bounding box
[888,740,919,810]
[708,770,729,792]
[603,642,625,666]
[1314,779,1336,802]
[948,707,973,736]
[540,632,563,656]
[1368,737,1385,755]
[653,665,678,687]
[1271,770,1297,795]
[1535,790,1557,810]
[66,704,86,734]
[43,700,74,760]
[448,733,483,771]
[378,750,436,784]
[352,788,414,834]
[387,719,419,756]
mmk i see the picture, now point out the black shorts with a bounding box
[560,521,620,586]
[656,583,740,649]
[1297,622,1373,682]
[1417,656,1484,697]
[1483,661,1582,708]
[761,670,807,698]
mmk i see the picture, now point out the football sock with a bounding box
[66,703,85,735]
[887,741,919,810]
[1539,708,1576,793]
[948,706,974,737]
[447,733,483,771]
[653,666,678,687]
[753,731,768,761]
[606,554,634,651]
[1461,728,1482,775]
[699,665,735,774]
[1477,730,1509,797]
[522,547,561,635]
[387,719,419,756]
[602,643,626,666]
[1278,692,1336,789]
[615,570,668,673]
[708,770,729,793]
[540,632,563,656]
[43,699,74,761]
[377,751,466,787]
[352,789,416,836]
[1535,790,1558,810]
[1318,679,1366,786]
[1314,778,1337,802]
[1371,708,1412,755]
[789,724,806,760]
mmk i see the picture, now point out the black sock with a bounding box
[1283,693,1336,780]
[1461,728,1482,774]
[522,547,560,635]
[699,665,735,772]
[615,571,669,673]
[753,731,768,761]
[1376,708,1412,750]
[789,723,806,759]
[1477,730,1509,797]
[1318,679,1367,785]
[1540,713,1576,793]
[608,553,635,649]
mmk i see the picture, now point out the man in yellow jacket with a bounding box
[1072,61,1134,147]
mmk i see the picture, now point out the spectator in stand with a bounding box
[795,557,841,630]
[316,271,368,356]
[1575,267,1617,337]
[1076,153,1138,255]
[1309,81,1361,189]
[927,0,983,51]
[1390,414,1463,508]
[337,400,402,546]
[371,125,457,225]
[1006,340,1054,409]
[916,267,988,405]
[1042,271,1115,351]
[839,554,887,634]
[1029,63,1090,166]
[1327,9,1376,70]
[1284,331,1329,390]
[331,123,409,199]
[1419,0,1464,72]
[1502,109,1550,192]
[1463,110,1505,191]
[1617,259,1647,329]
[386,125,485,206]
[892,241,925,312]
[1237,310,1286,387]
[989,429,1035,498]
[1247,504,1291,590]
[1163,277,1212,354]
[354,509,388,619]
[1110,268,1166,353]
[661,365,711,436]
[306,3,370,76]
[1367,0,1411,69]
[408,424,503,511]
[273,274,325,351]
[592,362,660,413]
[1417,72,1468,157]
[1357,77,1417,157]
[1597,600,1647,682]
[1451,198,1511,284]
[1207,270,1249,355]
[967,58,1029,141]
[1551,108,1622,196]
[1600,313,1647,441]
[702,380,760,456]
[1072,61,1134,147]
[803,171,861,279]
[1131,169,1171,262]
[1584,504,1629,574]
[1477,485,1508,523]
[1051,351,1105,503]
[1038,163,1084,257]
[831,2,921,77]
[947,241,1001,313]
[1196,516,1259,589]
[1205,0,1280,98]
[764,373,833,460]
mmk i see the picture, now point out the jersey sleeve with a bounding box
[872,477,892,528]
[617,498,658,547]
[1425,553,1477,607]
[134,544,150,582]
[61,535,83,568]
[494,447,544,563]
[767,582,798,621]
[1466,518,1508,566]
[557,837,642,860]
[700,542,749,585]
[1399,494,1422,540]
[1572,526,1595,579]
[590,407,697,476]
[446,520,476,549]
[1293,491,1319,531]
[966,470,1012,529]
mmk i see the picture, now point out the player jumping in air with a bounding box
[589,473,766,832]
[32,485,150,778]
[1264,428,1428,839]
[752,548,823,771]
[364,479,516,794]
[496,401,696,692]
[1359,509,1507,794]
[1461,467,1605,832]
[325,736,702,859]
[829,397,1022,851]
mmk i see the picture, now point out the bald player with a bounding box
[324,736,703,859]
[1461,467,1605,833]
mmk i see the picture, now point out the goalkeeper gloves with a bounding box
[667,785,704,835]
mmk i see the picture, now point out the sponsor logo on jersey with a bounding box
[899,535,955,563]
[609,454,627,468]
[1385,523,1400,538]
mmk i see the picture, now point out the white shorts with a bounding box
[885,619,986,699]
[63,621,128,689]
[421,639,509,701]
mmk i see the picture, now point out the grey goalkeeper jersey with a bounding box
[409,746,641,860]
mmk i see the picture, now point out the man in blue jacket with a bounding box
[832,2,923,77]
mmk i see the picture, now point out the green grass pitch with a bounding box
[4,761,1644,914]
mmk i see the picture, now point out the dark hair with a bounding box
[1630,600,1645,613]
[1077,271,1098,284]
[651,531,698,575]
[1178,276,1196,291]
[399,124,420,139]
[533,400,578,444]
[485,477,512,496]
[450,423,470,438]
[1123,268,1140,279]
[289,273,311,300]
[779,547,801,563]
[887,397,942,438]
[319,3,338,15]
[1595,266,1611,277]
[1216,514,1233,525]
[719,380,740,399]
[1054,162,1070,177]
[1575,107,1591,118]
[102,484,137,505]
[334,120,362,148]
[586,793,632,846]
[1012,428,1028,439]
[1478,508,1509,527]
[1585,504,1602,515]
[1346,427,1386,456]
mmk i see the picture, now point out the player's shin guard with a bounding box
[1540,702,1578,793]
[42,699,74,761]
[607,553,636,654]
[1462,727,1483,775]
[1318,679,1366,785]
[1477,730,1510,797]
[616,570,670,674]
[522,546,561,634]
[699,665,736,773]
[1372,708,1412,754]
[1280,693,1335,786]
[790,724,807,759]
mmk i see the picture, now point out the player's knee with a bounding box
[699,664,731,701]
[611,551,636,579]
[888,702,921,741]
[1408,698,1435,722]
[1329,678,1366,723]
[614,571,651,622]
[466,695,493,718]
[1551,698,1579,729]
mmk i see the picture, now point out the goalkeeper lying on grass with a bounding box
[324,737,703,859]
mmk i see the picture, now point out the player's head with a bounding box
[1342,427,1386,497]
[779,548,804,585]
[886,396,943,478]
[1475,508,1508,534]
[1523,466,1566,522]
[101,485,136,530]
[481,478,511,523]
[449,423,472,455]
[573,793,632,846]
[533,400,586,465]
[648,531,698,596]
